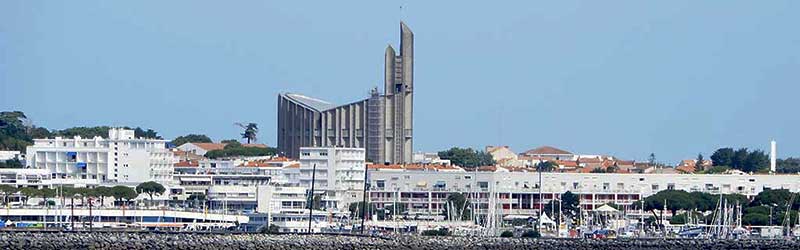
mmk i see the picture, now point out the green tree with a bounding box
[561,191,580,217]
[437,147,495,169]
[307,194,323,210]
[111,185,138,205]
[648,153,656,166]
[235,123,259,144]
[536,161,557,172]
[590,168,608,173]
[695,153,705,172]
[777,158,800,173]
[644,190,695,215]
[19,187,38,206]
[135,181,165,206]
[205,144,277,159]
[750,189,794,208]
[171,134,213,147]
[29,127,51,139]
[743,213,770,226]
[220,139,238,144]
[711,148,734,167]
[93,186,113,207]
[187,193,207,208]
[349,201,377,219]
[39,188,55,207]
[743,150,769,173]
[442,193,472,221]
[0,159,23,168]
[74,187,92,205]
[733,148,749,170]
[0,185,18,205]
[52,126,111,138]
[132,127,161,139]
[689,192,717,211]
[0,111,34,151]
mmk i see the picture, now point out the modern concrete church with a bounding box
[277,22,414,164]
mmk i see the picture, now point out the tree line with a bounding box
[639,189,800,226]
[437,147,495,169]
[0,181,168,207]
[709,147,769,173]
[205,141,277,159]
[0,111,162,152]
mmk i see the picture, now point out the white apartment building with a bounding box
[299,147,366,212]
[25,128,176,186]
[255,184,334,233]
[367,168,800,218]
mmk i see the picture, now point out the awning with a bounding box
[594,204,619,213]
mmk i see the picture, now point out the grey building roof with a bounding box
[281,93,336,111]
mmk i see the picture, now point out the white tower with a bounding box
[770,140,777,173]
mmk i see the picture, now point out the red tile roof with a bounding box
[523,146,572,155]
[175,160,199,167]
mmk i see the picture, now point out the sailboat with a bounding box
[677,209,704,238]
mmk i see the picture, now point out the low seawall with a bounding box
[0,231,798,250]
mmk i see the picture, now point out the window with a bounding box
[464,175,472,180]
[667,183,675,190]
[301,152,310,156]
[376,180,385,189]
[320,152,328,156]
[652,184,659,190]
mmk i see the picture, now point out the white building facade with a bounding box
[25,128,176,186]
[367,169,800,218]
[299,147,366,212]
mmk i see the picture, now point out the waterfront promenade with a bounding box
[1,231,798,250]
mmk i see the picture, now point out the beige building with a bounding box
[486,146,522,167]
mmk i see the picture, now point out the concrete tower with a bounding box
[383,22,414,163]
[771,140,777,173]
[277,22,414,164]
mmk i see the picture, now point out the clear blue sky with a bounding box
[2,1,798,164]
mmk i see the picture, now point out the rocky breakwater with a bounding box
[1,231,799,250]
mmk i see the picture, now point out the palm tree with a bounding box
[235,122,258,144]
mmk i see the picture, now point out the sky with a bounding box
[1,1,799,164]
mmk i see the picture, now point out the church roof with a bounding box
[281,93,336,111]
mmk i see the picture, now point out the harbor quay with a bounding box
[1,231,799,250]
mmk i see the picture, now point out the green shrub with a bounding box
[500,230,514,238]
[521,230,540,238]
